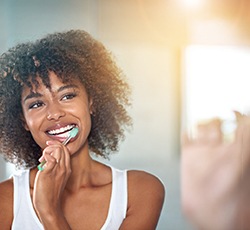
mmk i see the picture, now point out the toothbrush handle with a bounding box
[37,160,46,171]
[62,135,71,145]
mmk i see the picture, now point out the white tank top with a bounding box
[11,166,128,230]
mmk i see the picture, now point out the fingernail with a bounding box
[46,140,52,145]
[38,156,44,162]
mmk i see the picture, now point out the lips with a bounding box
[47,124,75,135]
[46,124,77,140]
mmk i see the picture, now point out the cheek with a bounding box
[69,103,92,121]
[79,109,92,134]
[23,113,43,135]
[24,118,35,131]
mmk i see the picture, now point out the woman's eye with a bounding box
[61,93,77,101]
[29,101,44,109]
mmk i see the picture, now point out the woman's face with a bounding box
[21,72,93,154]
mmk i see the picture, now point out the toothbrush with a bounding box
[37,127,79,171]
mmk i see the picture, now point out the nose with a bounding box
[46,103,66,121]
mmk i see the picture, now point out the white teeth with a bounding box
[56,132,70,138]
[48,125,75,135]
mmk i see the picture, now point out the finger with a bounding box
[233,110,246,123]
[41,146,64,172]
[44,145,62,162]
[239,120,250,164]
[235,117,250,144]
[63,145,71,170]
[57,145,67,169]
[46,144,70,170]
[38,155,45,163]
[195,119,223,145]
[43,140,71,171]
[46,141,68,164]
[42,152,58,171]
[37,141,61,165]
[46,140,61,146]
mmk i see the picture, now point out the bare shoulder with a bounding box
[127,170,165,197]
[0,177,14,204]
[120,170,165,229]
[0,178,14,228]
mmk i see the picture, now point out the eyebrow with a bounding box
[23,84,79,102]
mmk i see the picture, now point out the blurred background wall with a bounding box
[1,0,250,229]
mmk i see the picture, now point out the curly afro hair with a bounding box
[0,29,132,169]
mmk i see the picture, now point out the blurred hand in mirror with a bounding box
[181,111,250,230]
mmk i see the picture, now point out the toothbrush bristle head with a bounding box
[70,127,79,138]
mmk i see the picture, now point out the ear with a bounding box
[89,97,95,115]
[20,114,30,131]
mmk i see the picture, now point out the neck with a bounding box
[65,147,111,192]
[30,146,111,193]
[66,147,95,191]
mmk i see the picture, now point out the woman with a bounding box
[0,30,165,229]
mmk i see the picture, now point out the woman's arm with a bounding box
[119,171,165,230]
[33,141,72,230]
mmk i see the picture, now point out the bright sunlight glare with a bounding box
[183,45,250,130]
[180,0,204,8]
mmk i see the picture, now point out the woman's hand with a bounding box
[33,140,71,225]
[181,113,250,230]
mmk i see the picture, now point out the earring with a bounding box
[90,110,95,117]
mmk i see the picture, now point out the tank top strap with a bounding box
[101,166,128,229]
[12,170,43,230]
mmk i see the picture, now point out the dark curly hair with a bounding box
[0,29,132,169]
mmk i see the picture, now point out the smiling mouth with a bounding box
[47,124,76,138]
